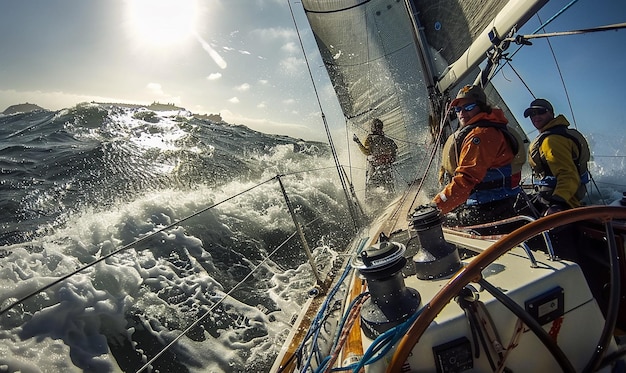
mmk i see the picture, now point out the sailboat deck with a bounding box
[365,247,614,372]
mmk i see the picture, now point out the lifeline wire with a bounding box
[0,177,278,316]
[136,228,303,373]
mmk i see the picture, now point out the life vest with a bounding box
[441,120,524,190]
[529,125,590,201]
[367,134,397,166]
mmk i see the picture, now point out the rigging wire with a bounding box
[3,166,339,370]
[492,0,580,77]
[491,1,626,205]
[286,0,363,231]
[344,118,355,187]
[497,20,626,88]
[528,12,624,205]
[407,104,453,212]
[499,61,535,98]
[533,12,577,130]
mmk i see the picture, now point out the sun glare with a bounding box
[126,0,197,47]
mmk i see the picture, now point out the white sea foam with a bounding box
[0,127,349,372]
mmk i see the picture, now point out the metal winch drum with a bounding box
[352,241,421,339]
[411,205,463,280]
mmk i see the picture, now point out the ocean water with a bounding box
[1,103,625,373]
[0,103,357,372]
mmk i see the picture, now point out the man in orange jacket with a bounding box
[433,85,523,230]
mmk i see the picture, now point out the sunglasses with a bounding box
[454,103,478,113]
[527,108,548,117]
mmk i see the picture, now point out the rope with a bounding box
[495,318,524,373]
[521,22,626,41]
[346,305,426,372]
[406,104,453,213]
[535,13,578,130]
[532,0,579,34]
[491,5,626,210]
[298,263,356,371]
[492,0,580,77]
[501,61,535,98]
[319,293,370,373]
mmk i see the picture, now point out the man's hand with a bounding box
[352,134,360,143]
[535,193,569,216]
[543,203,566,216]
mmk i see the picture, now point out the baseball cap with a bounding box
[450,85,487,107]
[523,99,554,118]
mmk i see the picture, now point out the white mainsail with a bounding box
[301,0,543,190]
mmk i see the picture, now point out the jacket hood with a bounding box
[466,108,508,126]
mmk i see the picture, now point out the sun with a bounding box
[125,0,198,47]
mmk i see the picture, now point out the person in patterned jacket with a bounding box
[353,118,398,194]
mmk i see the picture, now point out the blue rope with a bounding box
[298,237,369,372]
[346,305,426,372]
[299,262,354,372]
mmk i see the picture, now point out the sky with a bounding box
[0,0,625,145]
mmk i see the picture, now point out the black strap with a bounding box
[473,176,512,192]
[535,125,583,176]
[456,121,517,194]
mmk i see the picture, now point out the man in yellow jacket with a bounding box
[353,118,398,194]
[525,98,590,215]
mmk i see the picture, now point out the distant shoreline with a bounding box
[2,102,45,115]
[2,101,223,122]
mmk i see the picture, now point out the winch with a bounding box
[411,205,463,280]
[352,241,421,339]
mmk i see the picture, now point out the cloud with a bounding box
[143,83,181,104]
[235,83,251,92]
[228,97,240,104]
[146,83,164,95]
[257,102,266,108]
[258,79,269,85]
[280,56,304,74]
[207,73,222,80]
[251,27,295,41]
[281,42,299,54]
[282,98,296,105]
[219,109,322,140]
